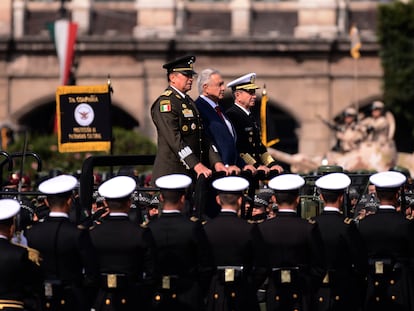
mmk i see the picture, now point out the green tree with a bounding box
[378,1,414,152]
[5,127,156,182]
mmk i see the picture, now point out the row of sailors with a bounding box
[0,170,413,311]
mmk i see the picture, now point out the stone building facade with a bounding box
[0,0,386,158]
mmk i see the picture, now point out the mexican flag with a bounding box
[49,19,78,85]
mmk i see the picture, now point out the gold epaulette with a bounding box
[261,152,275,166]
[161,90,173,97]
[27,247,41,266]
[190,216,199,223]
[240,153,257,166]
[344,217,353,225]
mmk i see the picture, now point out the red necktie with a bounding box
[215,106,224,121]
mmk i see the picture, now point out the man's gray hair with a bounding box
[197,68,221,94]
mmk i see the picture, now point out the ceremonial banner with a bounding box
[349,24,361,59]
[260,86,279,147]
[56,84,112,153]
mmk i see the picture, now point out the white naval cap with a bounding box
[155,174,192,190]
[315,172,351,191]
[98,175,136,199]
[0,199,20,221]
[226,73,260,91]
[268,174,305,191]
[212,176,249,193]
[369,171,406,189]
[38,174,77,195]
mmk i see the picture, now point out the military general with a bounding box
[151,55,228,183]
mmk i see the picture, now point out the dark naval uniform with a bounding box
[26,215,97,311]
[313,210,367,311]
[90,214,155,311]
[357,171,414,311]
[203,210,262,311]
[358,208,414,311]
[148,211,212,311]
[257,211,326,311]
[151,57,222,182]
[226,104,276,168]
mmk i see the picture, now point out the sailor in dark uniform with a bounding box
[257,174,326,311]
[26,175,98,311]
[312,173,368,311]
[225,73,283,176]
[149,174,213,311]
[90,175,155,311]
[151,55,228,182]
[357,171,414,311]
[203,176,263,311]
[0,199,42,311]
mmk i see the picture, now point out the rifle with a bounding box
[316,114,340,132]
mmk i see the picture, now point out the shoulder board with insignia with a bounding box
[27,247,41,266]
[344,217,353,225]
[13,243,41,266]
[161,90,173,96]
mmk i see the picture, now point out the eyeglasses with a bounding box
[243,89,256,95]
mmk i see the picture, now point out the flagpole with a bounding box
[353,57,359,120]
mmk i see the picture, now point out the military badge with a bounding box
[160,100,171,112]
[191,123,197,130]
[182,125,188,132]
[182,109,194,118]
[182,104,187,108]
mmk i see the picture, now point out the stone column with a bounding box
[230,0,251,37]
[134,0,176,38]
[13,0,26,39]
[294,0,338,39]
[0,0,12,36]
[72,0,91,35]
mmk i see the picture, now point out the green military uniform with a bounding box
[151,56,222,182]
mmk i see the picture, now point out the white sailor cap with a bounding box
[98,176,136,199]
[268,174,305,191]
[315,172,351,191]
[369,171,406,189]
[155,174,192,190]
[227,73,260,91]
[38,174,77,195]
[212,176,249,193]
[0,199,20,222]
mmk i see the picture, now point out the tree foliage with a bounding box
[378,1,414,151]
[4,127,156,182]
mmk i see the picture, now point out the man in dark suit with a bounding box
[313,172,367,311]
[357,171,414,311]
[195,68,256,174]
[90,175,155,311]
[257,174,326,311]
[26,174,98,311]
[0,199,42,310]
[203,176,263,311]
[225,73,283,175]
[151,56,229,182]
[149,174,213,311]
